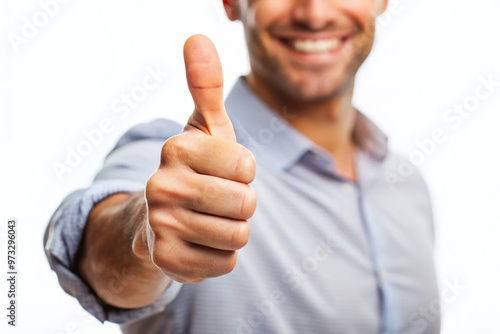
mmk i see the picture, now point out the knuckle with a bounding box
[146,171,185,206]
[148,210,196,252]
[151,240,181,273]
[238,186,257,219]
[161,137,179,162]
[145,173,162,201]
[220,252,238,275]
[229,222,250,250]
[145,209,162,229]
[234,147,256,183]
[149,204,177,230]
[151,246,170,270]
[161,135,190,164]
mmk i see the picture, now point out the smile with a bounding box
[292,38,341,54]
[280,37,344,54]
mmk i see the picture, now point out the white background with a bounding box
[1,0,499,333]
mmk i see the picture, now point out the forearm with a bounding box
[77,191,171,309]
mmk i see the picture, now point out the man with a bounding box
[45,0,440,333]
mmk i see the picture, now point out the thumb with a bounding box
[184,35,236,141]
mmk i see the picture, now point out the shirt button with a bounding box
[379,270,388,282]
[341,183,352,193]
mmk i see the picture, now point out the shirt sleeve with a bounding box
[43,119,184,324]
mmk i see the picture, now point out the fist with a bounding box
[140,35,257,284]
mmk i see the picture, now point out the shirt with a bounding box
[44,77,440,334]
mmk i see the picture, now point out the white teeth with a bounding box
[291,38,341,54]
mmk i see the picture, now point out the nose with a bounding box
[291,0,338,30]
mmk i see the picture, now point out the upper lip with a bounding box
[272,30,354,41]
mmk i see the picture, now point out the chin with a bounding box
[278,74,353,104]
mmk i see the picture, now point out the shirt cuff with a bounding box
[43,179,183,323]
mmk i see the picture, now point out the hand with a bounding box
[134,35,257,284]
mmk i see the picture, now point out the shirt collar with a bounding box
[352,111,388,162]
[225,77,388,172]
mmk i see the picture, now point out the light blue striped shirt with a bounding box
[45,78,440,334]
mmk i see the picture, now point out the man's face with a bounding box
[226,0,387,103]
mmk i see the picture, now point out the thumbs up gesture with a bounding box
[142,35,257,284]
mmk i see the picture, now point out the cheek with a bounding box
[246,1,292,32]
[336,0,381,27]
